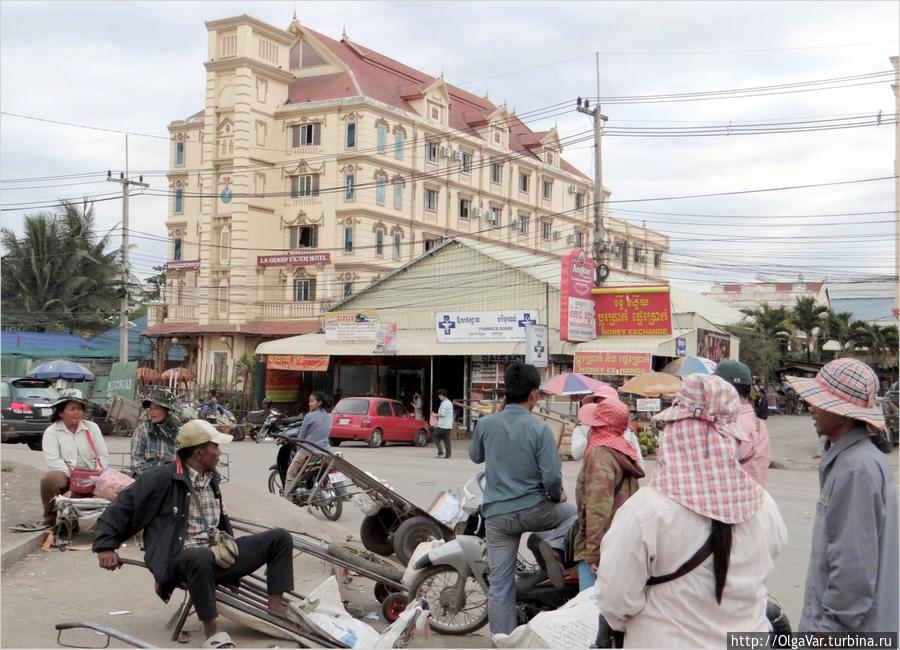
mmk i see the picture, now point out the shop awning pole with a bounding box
[429,356,434,417]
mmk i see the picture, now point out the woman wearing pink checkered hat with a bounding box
[787,358,898,634]
[595,373,787,647]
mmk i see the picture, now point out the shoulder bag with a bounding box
[66,428,104,497]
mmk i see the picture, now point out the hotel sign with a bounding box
[166,260,201,272]
[257,252,332,267]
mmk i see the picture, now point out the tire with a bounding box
[26,439,42,451]
[368,428,383,448]
[360,508,400,556]
[413,429,428,447]
[318,494,343,521]
[381,592,409,623]
[374,582,402,604]
[408,566,488,635]
[267,468,283,496]
[326,541,405,583]
[393,516,445,565]
[329,438,342,447]
[255,426,268,444]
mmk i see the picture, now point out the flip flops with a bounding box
[203,631,235,648]
[10,521,53,533]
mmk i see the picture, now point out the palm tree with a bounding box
[851,323,900,368]
[824,309,856,356]
[740,302,791,339]
[790,297,828,362]
[1,200,120,332]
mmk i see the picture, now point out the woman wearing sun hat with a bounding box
[595,373,786,647]
[37,389,109,528]
[787,358,898,634]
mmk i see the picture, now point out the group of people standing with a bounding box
[470,359,898,646]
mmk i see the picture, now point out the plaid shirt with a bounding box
[183,466,221,549]
[130,415,179,475]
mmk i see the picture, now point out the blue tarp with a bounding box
[1,315,152,360]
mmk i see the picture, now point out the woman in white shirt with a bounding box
[596,374,786,648]
[39,389,109,528]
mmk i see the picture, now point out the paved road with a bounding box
[2,413,895,647]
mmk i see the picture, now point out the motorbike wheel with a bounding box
[381,592,409,623]
[413,429,428,447]
[318,495,343,521]
[408,566,488,635]
[394,516,445,565]
[326,541,405,582]
[368,428,384,448]
[267,469,283,496]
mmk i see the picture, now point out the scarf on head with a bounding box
[649,374,764,524]
[584,398,638,462]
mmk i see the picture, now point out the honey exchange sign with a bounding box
[574,351,653,376]
[593,285,672,336]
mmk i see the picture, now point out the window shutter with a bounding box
[312,175,320,196]
[291,126,300,148]
[313,123,321,145]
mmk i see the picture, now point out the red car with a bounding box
[329,397,430,448]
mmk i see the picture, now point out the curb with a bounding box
[1,530,47,569]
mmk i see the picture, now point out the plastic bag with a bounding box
[94,468,135,501]
[493,586,600,649]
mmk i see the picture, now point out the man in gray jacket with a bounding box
[789,359,898,634]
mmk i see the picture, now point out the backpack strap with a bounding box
[646,532,713,586]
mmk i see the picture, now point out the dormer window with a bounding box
[493,129,502,146]
[428,101,442,122]
[546,151,554,165]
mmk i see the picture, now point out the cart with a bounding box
[93,396,142,437]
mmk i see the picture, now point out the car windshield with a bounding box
[333,398,370,415]
[11,381,59,401]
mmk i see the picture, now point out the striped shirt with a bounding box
[183,467,221,549]
[735,402,771,486]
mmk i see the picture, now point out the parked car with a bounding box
[1,377,60,450]
[329,397,429,448]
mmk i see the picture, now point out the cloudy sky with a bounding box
[1,1,897,292]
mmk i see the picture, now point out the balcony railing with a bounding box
[254,300,329,319]
[284,196,320,207]
[148,303,197,324]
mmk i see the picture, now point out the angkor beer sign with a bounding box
[257,252,332,267]
[560,248,596,342]
[593,285,672,336]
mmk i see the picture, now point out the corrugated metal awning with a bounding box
[256,330,578,357]
[574,334,680,354]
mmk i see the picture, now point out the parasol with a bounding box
[136,367,161,383]
[618,372,681,398]
[28,359,95,382]
[540,372,611,396]
[660,356,717,377]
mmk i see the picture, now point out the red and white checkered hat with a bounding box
[652,373,749,441]
[787,358,885,430]
[579,384,621,407]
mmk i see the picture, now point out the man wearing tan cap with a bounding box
[788,358,898,634]
[93,419,295,649]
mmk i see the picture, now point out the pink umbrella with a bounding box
[540,372,612,396]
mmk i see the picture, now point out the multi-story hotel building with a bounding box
[145,13,670,387]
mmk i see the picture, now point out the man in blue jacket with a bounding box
[93,419,294,649]
[789,359,898,634]
[469,362,572,636]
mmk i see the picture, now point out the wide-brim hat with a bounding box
[143,388,177,411]
[787,358,885,429]
[177,419,233,449]
[578,398,630,430]
[578,384,621,407]
[652,373,749,442]
[52,388,90,410]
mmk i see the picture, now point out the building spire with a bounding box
[342,23,347,40]
[292,2,297,20]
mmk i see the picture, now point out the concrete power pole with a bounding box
[576,95,608,285]
[107,167,149,364]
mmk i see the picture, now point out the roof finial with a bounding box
[292,2,297,20]
[342,23,347,40]
[440,66,444,79]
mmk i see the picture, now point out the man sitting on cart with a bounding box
[131,388,181,475]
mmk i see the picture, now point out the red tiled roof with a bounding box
[287,72,357,103]
[143,320,320,337]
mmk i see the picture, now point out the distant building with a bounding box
[144,13,670,389]
[704,280,827,311]
[825,280,897,327]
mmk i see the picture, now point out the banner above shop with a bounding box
[256,252,332,267]
[266,354,330,372]
[697,328,731,362]
[166,260,201,272]
[574,351,653,376]
[593,285,672,336]
[560,248,596,342]
[435,310,540,343]
[324,311,379,342]
[373,323,397,354]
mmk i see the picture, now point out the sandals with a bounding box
[204,631,236,648]
[10,521,53,533]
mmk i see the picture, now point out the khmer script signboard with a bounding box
[434,310,541,343]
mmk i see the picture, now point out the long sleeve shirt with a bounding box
[42,420,109,475]
[297,408,332,450]
[735,402,772,486]
[130,414,179,475]
[799,428,899,633]
[596,487,786,648]
[468,404,562,518]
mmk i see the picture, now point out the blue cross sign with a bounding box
[437,315,456,335]
[517,313,537,329]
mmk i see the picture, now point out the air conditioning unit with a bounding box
[568,185,577,194]
[553,231,561,240]
[454,150,464,161]
[441,146,452,157]
[566,234,574,245]
[472,207,483,218]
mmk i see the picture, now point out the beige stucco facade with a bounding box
[147,14,670,389]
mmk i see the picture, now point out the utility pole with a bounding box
[107,164,149,364]
[576,95,608,285]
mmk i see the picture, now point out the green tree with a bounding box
[824,309,856,357]
[789,297,828,362]
[739,302,791,366]
[850,323,899,368]
[1,200,120,333]
[725,323,781,381]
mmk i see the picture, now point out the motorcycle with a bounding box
[267,429,352,521]
[242,399,273,441]
[255,408,294,444]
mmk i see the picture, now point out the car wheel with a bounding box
[26,439,42,452]
[368,428,383,448]
[329,438,342,447]
[413,429,428,447]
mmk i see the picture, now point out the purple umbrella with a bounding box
[540,372,610,396]
[27,359,95,382]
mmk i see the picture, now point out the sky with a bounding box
[1,0,897,294]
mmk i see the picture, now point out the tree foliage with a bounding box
[790,296,829,362]
[1,200,120,333]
